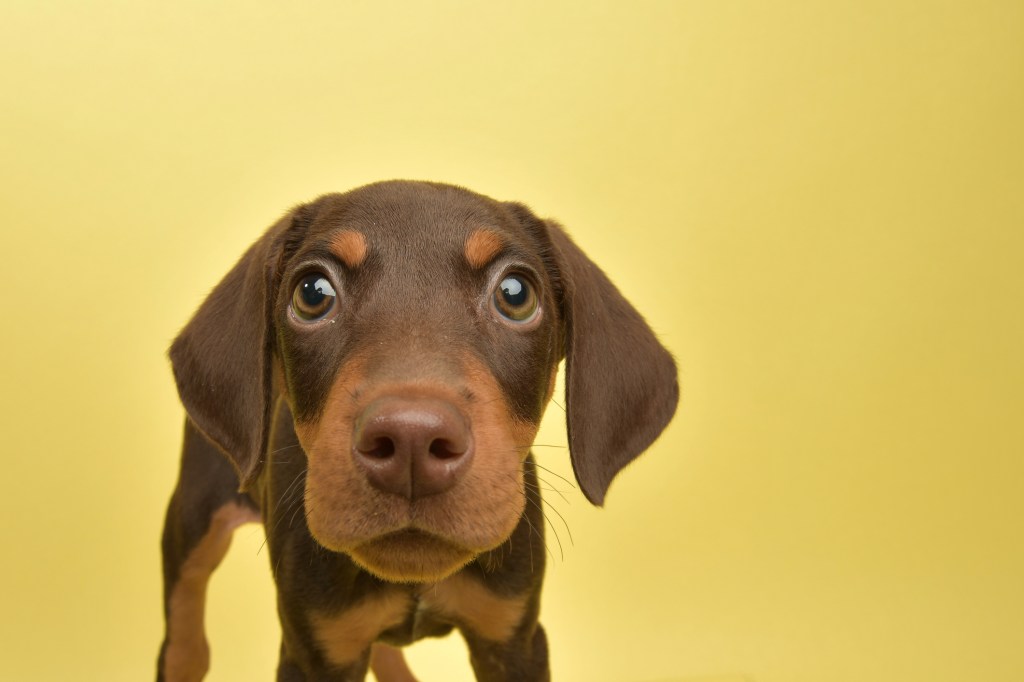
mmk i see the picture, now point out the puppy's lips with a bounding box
[358,528,463,551]
[306,480,520,548]
[306,504,490,552]
[347,528,476,583]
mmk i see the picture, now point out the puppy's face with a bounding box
[272,183,561,582]
[170,180,677,586]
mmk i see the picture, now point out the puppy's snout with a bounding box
[352,397,473,499]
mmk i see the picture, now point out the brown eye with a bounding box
[493,274,539,323]
[292,273,337,321]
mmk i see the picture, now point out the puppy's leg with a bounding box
[463,624,550,682]
[157,419,261,682]
[275,643,416,682]
[275,646,372,682]
[370,643,418,682]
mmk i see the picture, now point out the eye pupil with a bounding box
[302,278,329,306]
[500,277,527,306]
[493,274,538,323]
[292,274,337,321]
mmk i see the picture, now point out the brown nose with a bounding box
[352,396,473,499]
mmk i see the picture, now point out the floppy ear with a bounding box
[168,207,309,491]
[546,221,679,506]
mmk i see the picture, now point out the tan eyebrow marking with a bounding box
[464,229,505,269]
[330,230,368,268]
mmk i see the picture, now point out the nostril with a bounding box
[361,436,395,459]
[352,396,473,499]
[428,438,464,460]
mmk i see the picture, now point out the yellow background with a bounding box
[1,1,1021,680]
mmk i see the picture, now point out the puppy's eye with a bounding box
[493,274,539,323]
[292,273,337,321]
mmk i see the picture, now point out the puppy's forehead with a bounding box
[296,182,544,274]
[309,182,516,259]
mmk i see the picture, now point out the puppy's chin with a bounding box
[344,530,477,583]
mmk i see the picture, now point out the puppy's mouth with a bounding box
[303,470,526,583]
[347,528,476,583]
[298,369,535,583]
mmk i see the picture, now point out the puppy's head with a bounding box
[170,181,677,582]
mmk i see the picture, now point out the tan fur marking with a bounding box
[464,229,504,269]
[163,502,261,682]
[311,592,412,668]
[422,574,529,642]
[369,643,418,682]
[462,354,541,463]
[330,229,368,268]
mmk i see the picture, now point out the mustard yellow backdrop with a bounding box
[1,1,1021,680]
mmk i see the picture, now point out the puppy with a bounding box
[158,180,678,681]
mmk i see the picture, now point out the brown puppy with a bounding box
[157,180,678,681]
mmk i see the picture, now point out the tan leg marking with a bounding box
[464,228,505,269]
[330,229,368,268]
[311,591,412,668]
[369,643,418,682]
[421,574,528,643]
[163,502,261,682]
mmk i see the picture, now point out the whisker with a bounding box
[520,477,574,550]
[258,469,307,556]
[242,522,265,543]
[526,492,564,562]
[536,492,573,546]
[519,501,542,572]
[531,477,572,504]
[503,471,560,565]
[532,462,577,489]
[268,442,304,456]
[288,489,308,530]
[279,470,307,501]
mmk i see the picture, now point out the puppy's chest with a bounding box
[377,589,461,645]
[313,574,528,656]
